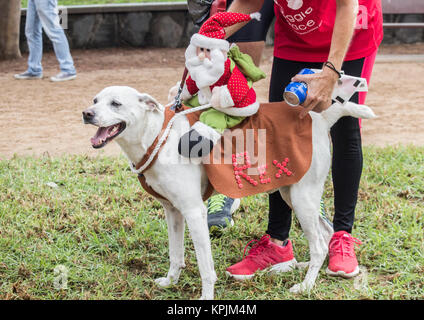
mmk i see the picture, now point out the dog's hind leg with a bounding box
[289,183,330,294]
[154,200,186,288]
[182,203,217,300]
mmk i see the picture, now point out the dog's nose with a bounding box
[82,109,95,123]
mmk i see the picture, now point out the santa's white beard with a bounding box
[185,44,227,89]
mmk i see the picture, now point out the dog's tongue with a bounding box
[91,127,109,146]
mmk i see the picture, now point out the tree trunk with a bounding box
[0,0,22,60]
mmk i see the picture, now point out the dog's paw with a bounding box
[154,277,175,288]
[289,282,311,294]
[295,261,310,270]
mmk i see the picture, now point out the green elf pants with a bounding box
[184,94,245,134]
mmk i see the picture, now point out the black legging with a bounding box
[266,57,366,240]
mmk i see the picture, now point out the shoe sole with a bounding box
[50,75,77,82]
[326,266,360,278]
[209,219,234,233]
[14,75,43,80]
[226,258,297,281]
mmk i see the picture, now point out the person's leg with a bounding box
[327,51,378,278]
[266,58,323,243]
[36,0,76,75]
[330,114,362,233]
[266,191,291,242]
[25,0,43,76]
[331,55,375,233]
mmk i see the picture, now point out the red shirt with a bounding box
[273,0,383,62]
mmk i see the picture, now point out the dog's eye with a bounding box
[111,101,121,107]
[93,98,98,104]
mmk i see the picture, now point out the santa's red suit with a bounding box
[185,58,257,111]
[174,11,262,158]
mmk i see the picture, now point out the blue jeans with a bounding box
[25,0,76,75]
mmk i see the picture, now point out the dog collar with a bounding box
[130,107,175,175]
[129,103,212,175]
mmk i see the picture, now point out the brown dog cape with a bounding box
[185,101,313,199]
[137,102,312,201]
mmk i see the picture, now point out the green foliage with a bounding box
[0,146,423,299]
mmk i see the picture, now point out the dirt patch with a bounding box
[0,44,423,159]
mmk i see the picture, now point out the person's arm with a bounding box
[224,0,264,38]
[292,0,359,118]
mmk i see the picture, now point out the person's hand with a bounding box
[291,67,339,119]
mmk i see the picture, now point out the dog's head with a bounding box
[82,86,163,149]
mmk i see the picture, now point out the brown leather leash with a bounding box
[170,67,189,111]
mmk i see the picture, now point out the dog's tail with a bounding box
[320,102,376,129]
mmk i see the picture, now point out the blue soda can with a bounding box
[283,68,315,107]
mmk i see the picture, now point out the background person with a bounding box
[187,0,275,229]
[225,0,274,66]
[14,0,77,82]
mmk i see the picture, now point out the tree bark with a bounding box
[0,0,22,60]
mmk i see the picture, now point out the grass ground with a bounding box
[21,0,185,8]
[0,145,423,300]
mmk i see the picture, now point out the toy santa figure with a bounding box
[171,11,263,158]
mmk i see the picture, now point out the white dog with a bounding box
[82,86,375,299]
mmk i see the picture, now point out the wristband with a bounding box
[323,61,342,79]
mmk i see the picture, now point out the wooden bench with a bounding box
[382,0,424,28]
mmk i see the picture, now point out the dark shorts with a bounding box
[226,0,275,43]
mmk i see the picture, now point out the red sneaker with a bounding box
[226,234,297,280]
[326,231,362,278]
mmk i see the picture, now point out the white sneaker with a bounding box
[50,72,77,82]
[14,71,43,80]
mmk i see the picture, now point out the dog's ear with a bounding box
[138,93,163,112]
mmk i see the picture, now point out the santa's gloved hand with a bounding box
[211,85,234,109]
[210,87,222,108]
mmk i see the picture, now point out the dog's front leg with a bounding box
[290,185,328,294]
[183,204,217,300]
[155,202,186,288]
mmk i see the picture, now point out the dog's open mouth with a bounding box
[90,122,126,148]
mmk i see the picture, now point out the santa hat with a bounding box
[190,12,261,52]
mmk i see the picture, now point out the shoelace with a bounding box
[329,233,362,259]
[207,194,227,215]
[243,235,271,259]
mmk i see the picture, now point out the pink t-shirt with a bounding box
[273,0,383,62]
